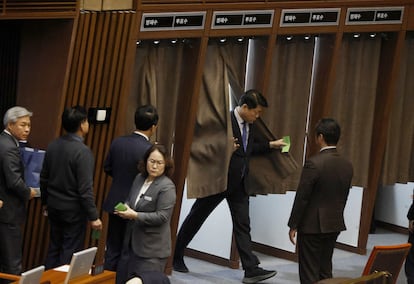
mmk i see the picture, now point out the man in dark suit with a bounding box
[103,105,158,271]
[40,106,102,269]
[173,90,286,284]
[0,106,37,279]
[405,196,414,284]
[288,118,353,284]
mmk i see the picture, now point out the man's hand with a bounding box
[269,138,287,149]
[91,219,102,230]
[233,137,240,151]
[0,199,3,208]
[289,228,297,245]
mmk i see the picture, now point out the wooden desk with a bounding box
[39,269,115,284]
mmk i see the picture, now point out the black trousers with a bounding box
[297,232,339,284]
[44,208,87,269]
[405,231,414,284]
[0,222,23,283]
[104,213,128,271]
[174,182,259,271]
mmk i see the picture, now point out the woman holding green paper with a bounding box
[114,144,176,283]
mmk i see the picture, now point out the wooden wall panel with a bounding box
[408,5,414,30]
[17,19,74,149]
[15,19,74,270]
[0,0,77,19]
[63,10,138,265]
[22,199,49,269]
[0,22,19,120]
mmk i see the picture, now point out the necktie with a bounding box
[242,122,247,151]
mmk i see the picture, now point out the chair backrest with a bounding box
[315,271,392,284]
[362,243,411,284]
[342,271,392,284]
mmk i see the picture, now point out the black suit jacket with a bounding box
[288,148,353,234]
[40,134,98,222]
[227,111,270,193]
[408,196,414,220]
[0,131,31,225]
[103,133,152,213]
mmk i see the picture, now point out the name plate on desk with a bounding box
[140,12,206,31]
[346,7,404,25]
[280,8,340,27]
[212,10,274,29]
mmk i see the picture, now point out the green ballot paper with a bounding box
[92,229,101,240]
[114,202,127,211]
[282,136,291,153]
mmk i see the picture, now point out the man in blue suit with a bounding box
[103,105,159,271]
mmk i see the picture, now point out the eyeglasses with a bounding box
[148,159,165,166]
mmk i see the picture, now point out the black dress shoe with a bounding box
[242,267,277,283]
[173,257,189,273]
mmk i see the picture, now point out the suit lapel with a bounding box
[1,131,18,147]
[129,176,145,208]
[134,177,161,209]
[231,111,242,142]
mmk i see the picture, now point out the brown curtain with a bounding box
[127,41,184,152]
[187,40,248,198]
[381,35,414,185]
[187,37,300,198]
[330,34,382,187]
[259,35,315,192]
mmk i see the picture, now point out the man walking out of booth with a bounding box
[173,89,286,284]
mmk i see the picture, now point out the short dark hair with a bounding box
[135,105,159,131]
[62,106,88,133]
[315,118,341,145]
[238,89,268,109]
[138,144,174,178]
